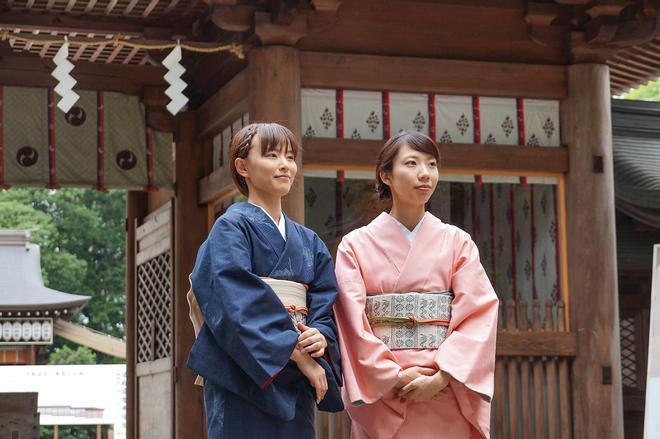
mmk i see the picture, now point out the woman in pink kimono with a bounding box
[334,131,498,438]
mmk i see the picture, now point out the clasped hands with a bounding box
[394,366,450,401]
[290,322,329,404]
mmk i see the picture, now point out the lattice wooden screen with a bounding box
[135,202,173,364]
[137,252,172,363]
[620,317,638,388]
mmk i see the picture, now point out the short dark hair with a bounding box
[375,131,441,200]
[229,123,300,196]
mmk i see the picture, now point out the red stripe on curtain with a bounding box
[47,88,60,189]
[382,91,390,140]
[96,91,107,192]
[473,97,482,189]
[0,86,8,189]
[336,89,344,138]
[530,184,537,300]
[428,93,436,140]
[144,111,157,192]
[516,97,525,146]
[472,96,480,144]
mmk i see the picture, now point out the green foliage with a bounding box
[47,344,97,365]
[621,78,660,101]
[40,425,105,439]
[0,188,126,363]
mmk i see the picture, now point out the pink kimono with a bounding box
[334,212,498,438]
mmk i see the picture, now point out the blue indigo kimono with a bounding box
[187,202,343,438]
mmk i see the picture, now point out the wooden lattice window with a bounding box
[620,316,638,388]
[136,247,172,363]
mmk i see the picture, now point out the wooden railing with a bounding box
[315,299,576,439]
[493,300,575,439]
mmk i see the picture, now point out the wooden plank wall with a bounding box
[315,300,576,439]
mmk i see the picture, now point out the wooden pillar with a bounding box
[96,424,101,439]
[26,345,36,365]
[248,46,303,222]
[561,64,623,438]
[53,425,59,439]
[126,190,147,439]
[174,111,208,439]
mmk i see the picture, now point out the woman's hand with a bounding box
[393,366,437,390]
[296,323,328,358]
[397,370,450,401]
[291,348,328,403]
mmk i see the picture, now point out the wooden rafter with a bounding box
[105,0,119,15]
[84,0,99,13]
[163,0,181,14]
[0,11,185,36]
[124,0,141,16]
[0,50,166,94]
[607,36,660,94]
[143,0,162,17]
[64,0,77,12]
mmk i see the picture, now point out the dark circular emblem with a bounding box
[116,150,137,170]
[65,106,86,126]
[16,147,39,167]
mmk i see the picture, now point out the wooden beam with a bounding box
[496,332,576,357]
[248,47,304,222]
[303,138,569,174]
[125,191,147,439]
[53,319,126,359]
[254,11,307,45]
[196,68,248,138]
[210,5,256,32]
[300,52,568,99]
[0,52,166,94]
[562,64,623,439]
[0,12,183,36]
[174,112,207,439]
[198,166,238,205]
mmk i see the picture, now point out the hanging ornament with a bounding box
[162,43,189,115]
[51,40,80,113]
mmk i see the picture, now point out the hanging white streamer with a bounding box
[51,42,80,113]
[162,44,189,115]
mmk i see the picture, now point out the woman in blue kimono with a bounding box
[187,123,343,438]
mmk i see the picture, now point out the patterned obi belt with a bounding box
[365,291,453,349]
[262,277,308,330]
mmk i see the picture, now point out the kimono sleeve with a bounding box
[305,235,344,412]
[191,217,299,389]
[434,235,499,401]
[306,235,342,382]
[334,238,402,406]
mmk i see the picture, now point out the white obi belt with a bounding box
[186,276,308,386]
[261,277,308,329]
[365,291,453,350]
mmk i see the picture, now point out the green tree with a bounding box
[622,78,660,101]
[0,188,126,363]
[40,425,103,439]
[47,345,96,365]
